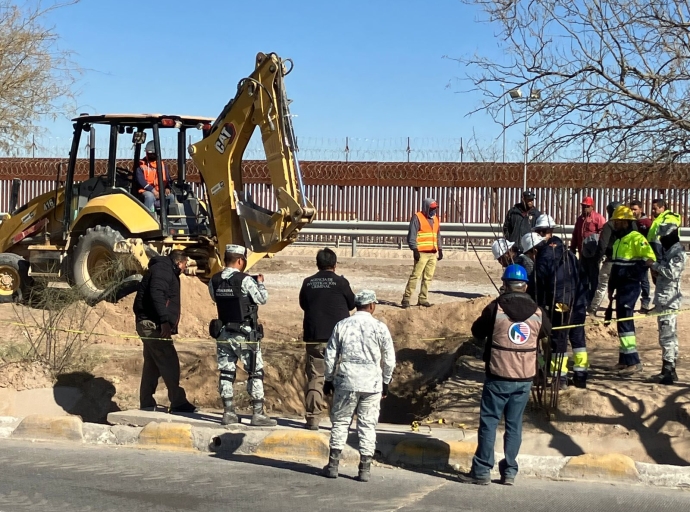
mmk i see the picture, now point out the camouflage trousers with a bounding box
[658,310,679,363]
[216,340,264,401]
[329,388,381,457]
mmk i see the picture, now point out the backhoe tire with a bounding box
[72,226,127,304]
[0,253,31,304]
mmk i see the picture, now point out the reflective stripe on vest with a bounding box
[489,304,541,379]
[138,160,167,194]
[415,212,439,253]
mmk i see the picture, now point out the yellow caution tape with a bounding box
[3,306,686,346]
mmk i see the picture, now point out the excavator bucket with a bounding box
[234,191,282,252]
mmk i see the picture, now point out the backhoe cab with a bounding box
[0,52,315,304]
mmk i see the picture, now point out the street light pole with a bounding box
[523,112,528,190]
[509,87,540,192]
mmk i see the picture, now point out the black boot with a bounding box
[322,449,341,478]
[357,455,373,482]
[250,400,277,427]
[221,398,239,425]
[672,359,679,382]
[659,361,676,385]
[572,371,587,389]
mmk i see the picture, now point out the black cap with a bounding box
[522,190,535,200]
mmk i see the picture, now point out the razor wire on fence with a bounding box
[5,133,608,163]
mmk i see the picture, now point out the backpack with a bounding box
[581,232,600,258]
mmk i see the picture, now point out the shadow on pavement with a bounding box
[54,372,120,423]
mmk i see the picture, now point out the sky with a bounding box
[36,0,517,159]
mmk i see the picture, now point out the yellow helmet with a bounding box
[612,205,635,220]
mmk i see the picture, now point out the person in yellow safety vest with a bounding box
[135,140,173,212]
[648,198,682,260]
[609,205,657,375]
[401,198,442,308]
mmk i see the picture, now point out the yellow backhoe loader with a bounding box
[0,52,315,304]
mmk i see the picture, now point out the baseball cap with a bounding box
[522,190,535,200]
[355,290,378,306]
[581,197,594,206]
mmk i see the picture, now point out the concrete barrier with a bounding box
[11,414,83,442]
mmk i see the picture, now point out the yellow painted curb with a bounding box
[254,431,360,463]
[138,422,194,451]
[560,453,640,482]
[256,431,330,460]
[390,439,477,470]
[11,414,83,442]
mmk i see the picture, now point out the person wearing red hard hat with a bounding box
[570,196,606,308]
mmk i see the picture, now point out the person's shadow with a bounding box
[53,372,120,423]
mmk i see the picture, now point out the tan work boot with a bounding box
[250,400,277,427]
[221,398,239,425]
[618,363,643,376]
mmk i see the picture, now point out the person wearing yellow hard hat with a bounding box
[609,205,656,376]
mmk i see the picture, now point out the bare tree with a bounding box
[456,0,690,165]
[0,1,80,153]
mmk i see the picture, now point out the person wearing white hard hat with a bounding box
[492,238,518,268]
[517,233,545,298]
[135,140,173,212]
[532,214,558,241]
[534,216,589,389]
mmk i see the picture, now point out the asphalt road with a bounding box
[0,440,688,512]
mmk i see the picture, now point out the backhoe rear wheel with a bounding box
[0,254,31,304]
[72,226,127,304]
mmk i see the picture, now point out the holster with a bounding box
[209,319,224,339]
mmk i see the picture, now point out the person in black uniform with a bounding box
[299,248,356,430]
[133,249,197,413]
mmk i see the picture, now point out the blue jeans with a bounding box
[141,191,173,212]
[471,378,532,480]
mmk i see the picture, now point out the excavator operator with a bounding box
[135,141,173,212]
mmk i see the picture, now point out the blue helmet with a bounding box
[502,264,528,283]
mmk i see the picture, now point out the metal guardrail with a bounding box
[300,221,576,256]
[300,220,690,256]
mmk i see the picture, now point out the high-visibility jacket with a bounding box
[648,211,682,246]
[137,159,169,194]
[611,230,656,283]
[415,212,439,252]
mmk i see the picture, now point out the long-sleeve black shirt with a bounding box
[299,270,356,341]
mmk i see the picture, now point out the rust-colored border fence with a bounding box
[2,158,690,247]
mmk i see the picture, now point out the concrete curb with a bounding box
[11,414,83,442]
[560,453,640,482]
[138,422,195,451]
[1,415,689,488]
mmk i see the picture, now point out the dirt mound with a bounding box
[0,361,54,391]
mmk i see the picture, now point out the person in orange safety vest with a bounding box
[401,198,442,308]
[135,140,173,212]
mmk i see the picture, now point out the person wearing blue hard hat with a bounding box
[458,263,551,486]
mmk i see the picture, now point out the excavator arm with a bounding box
[189,52,315,274]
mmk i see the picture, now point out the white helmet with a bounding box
[521,232,545,252]
[492,238,515,260]
[533,214,557,230]
[145,140,156,154]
